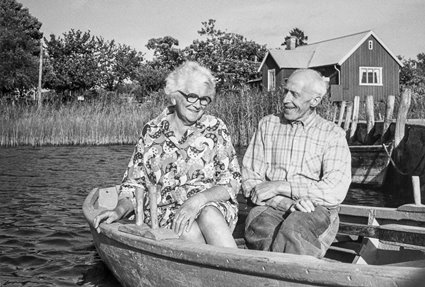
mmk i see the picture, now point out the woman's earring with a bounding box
[171,98,177,105]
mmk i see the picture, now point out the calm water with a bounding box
[0,145,411,286]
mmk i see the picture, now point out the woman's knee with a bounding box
[197,205,223,227]
[180,221,205,243]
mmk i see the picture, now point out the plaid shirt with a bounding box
[242,111,351,208]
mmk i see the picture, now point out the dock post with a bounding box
[365,95,375,144]
[382,95,395,143]
[394,90,411,148]
[350,96,360,140]
[394,89,422,205]
[344,102,353,132]
[412,176,422,205]
[337,101,346,127]
[332,102,338,123]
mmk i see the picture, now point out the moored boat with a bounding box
[83,186,425,287]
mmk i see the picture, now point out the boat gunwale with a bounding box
[83,187,425,286]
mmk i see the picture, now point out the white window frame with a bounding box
[368,40,373,50]
[359,67,382,86]
[267,69,276,91]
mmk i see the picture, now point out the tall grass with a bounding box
[1,88,423,147]
[0,94,167,146]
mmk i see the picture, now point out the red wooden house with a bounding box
[258,30,403,102]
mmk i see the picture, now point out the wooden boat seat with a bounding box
[339,222,425,247]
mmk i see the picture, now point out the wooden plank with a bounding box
[148,183,159,229]
[412,176,422,205]
[339,204,425,223]
[381,94,395,142]
[349,145,389,185]
[135,186,144,226]
[337,101,346,127]
[343,102,353,132]
[338,222,425,246]
[393,89,423,207]
[386,259,425,267]
[118,223,151,236]
[118,224,179,240]
[365,95,374,144]
[349,96,360,140]
[397,204,425,213]
[394,89,411,148]
[332,102,338,123]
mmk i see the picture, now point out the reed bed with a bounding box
[0,94,167,146]
[1,89,423,147]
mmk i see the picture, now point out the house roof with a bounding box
[258,30,403,72]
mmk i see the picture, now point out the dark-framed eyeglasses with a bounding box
[177,90,212,106]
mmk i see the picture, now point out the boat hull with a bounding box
[350,145,390,186]
[84,188,425,287]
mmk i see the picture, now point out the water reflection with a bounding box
[0,145,411,286]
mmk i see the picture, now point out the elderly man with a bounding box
[242,69,351,258]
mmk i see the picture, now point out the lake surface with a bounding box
[0,145,412,286]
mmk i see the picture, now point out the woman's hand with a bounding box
[93,210,120,233]
[172,193,207,237]
[92,197,133,233]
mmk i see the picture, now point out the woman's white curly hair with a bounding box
[164,61,216,100]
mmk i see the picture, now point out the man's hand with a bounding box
[251,181,290,205]
[289,197,316,213]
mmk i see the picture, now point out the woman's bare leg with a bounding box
[197,206,237,248]
[180,221,206,244]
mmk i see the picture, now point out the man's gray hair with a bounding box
[291,69,328,97]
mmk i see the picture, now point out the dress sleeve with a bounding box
[241,118,267,197]
[214,122,241,204]
[119,135,149,208]
[290,129,352,207]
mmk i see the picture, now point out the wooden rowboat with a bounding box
[349,118,425,189]
[337,90,425,188]
[83,186,425,287]
[350,144,391,186]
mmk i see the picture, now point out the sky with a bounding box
[19,0,425,60]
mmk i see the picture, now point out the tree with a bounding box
[282,27,308,48]
[133,64,169,101]
[0,0,43,95]
[146,36,184,70]
[45,29,144,96]
[44,29,99,94]
[184,19,267,89]
[96,38,144,91]
[399,53,425,95]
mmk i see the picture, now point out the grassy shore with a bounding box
[1,89,423,147]
[0,94,167,146]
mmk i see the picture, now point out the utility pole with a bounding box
[37,39,43,108]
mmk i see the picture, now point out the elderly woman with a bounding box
[94,61,241,248]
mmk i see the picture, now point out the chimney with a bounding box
[286,36,297,50]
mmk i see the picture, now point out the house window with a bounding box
[359,67,382,85]
[368,40,373,50]
[267,69,276,91]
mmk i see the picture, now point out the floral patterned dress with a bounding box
[119,106,241,231]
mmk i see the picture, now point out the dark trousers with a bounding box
[244,205,339,258]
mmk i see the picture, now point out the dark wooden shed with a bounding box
[258,31,403,102]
